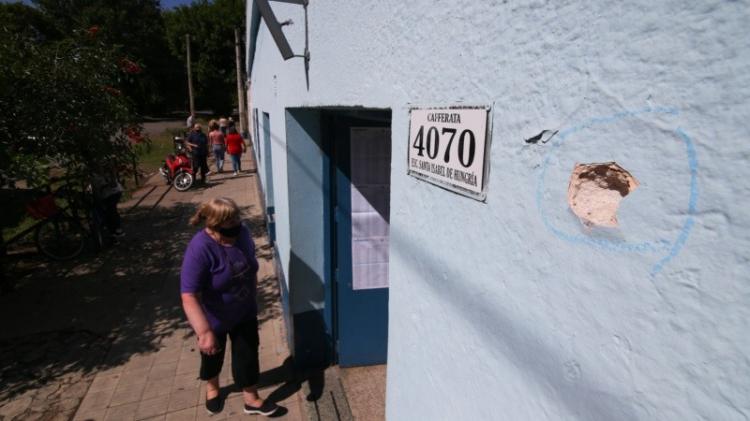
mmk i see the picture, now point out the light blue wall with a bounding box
[248,1,750,419]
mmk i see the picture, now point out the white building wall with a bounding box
[248,1,750,419]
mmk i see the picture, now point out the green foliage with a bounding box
[0,2,62,42]
[0,12,146,189]
[164,0,245,115]
[31,0,183,114]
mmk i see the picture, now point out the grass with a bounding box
[136,128,182,174]
[2,216,40,245]
[4,121,210,243]
[135,118,210,174]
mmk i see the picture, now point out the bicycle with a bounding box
[9,182,105,260]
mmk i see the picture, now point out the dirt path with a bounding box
[141,120,186,138]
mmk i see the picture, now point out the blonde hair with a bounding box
[189,197,241,228]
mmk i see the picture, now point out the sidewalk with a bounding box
[0,150,307,420]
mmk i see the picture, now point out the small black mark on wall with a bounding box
[525,129,559,144]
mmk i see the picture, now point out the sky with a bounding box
[160,0,196,9]
[1,0,197,9]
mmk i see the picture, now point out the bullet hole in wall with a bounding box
[524,129,558,144]
[567,162,639,228]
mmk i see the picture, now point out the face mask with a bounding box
[217,224,241,238]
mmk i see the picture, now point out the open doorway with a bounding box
[328,113,391,367]
[285,108,391,368]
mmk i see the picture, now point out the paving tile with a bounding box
[158,336,184,348]
[140,416,166,421]
[171,373,200,392]
[275,391,302,406]
[77,388,116,413]
[218,371,233,386]
[125,354,156,371]
[165,406,197,421]
[197,383,207,405]
[221,395,246,418]
[104,402,138,421]
[0,395,33,419]
[62,379,93,398]
[142,378,174,399]
[147,361,178,380]
[48,408,78,421]
[28,395,81,414]
[167,389,199,412]
[110,382,146,407]
[135,394,170,420]
[176,356,201,376]
[225,414,259,421]
[152,349,182,365]
[69,151,306,421]
[118,367,150,387]
[195,406,228,421]
[89,372,122,393]
[259,354,287,374]
[274,399,304,421]
[73,407,107,421]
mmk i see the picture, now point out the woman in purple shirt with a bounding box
[180,198,279,416]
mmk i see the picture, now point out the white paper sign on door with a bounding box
[350,127,391,290]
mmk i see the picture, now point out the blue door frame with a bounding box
[262,112,276,242]
[284,109,391,369]
[328,113,391,367]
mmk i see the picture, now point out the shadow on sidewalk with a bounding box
[0,190,281,421]
[0,201,195,405]
[217,356,326,418]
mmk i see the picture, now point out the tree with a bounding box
[31,0,183,114]
[0,2,62,43]
[0,9,146,189]
[164,0,245,115]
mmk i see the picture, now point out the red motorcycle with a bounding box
[158,136,194,191]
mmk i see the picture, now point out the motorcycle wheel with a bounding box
[173,171,194,191]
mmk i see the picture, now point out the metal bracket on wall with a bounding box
[256,0,311,89]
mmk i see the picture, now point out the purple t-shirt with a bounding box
[180,226,259,333]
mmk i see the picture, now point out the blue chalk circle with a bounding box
[535,107,698,276]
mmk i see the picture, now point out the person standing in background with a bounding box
[186,123,210,183]
[225,126,246,176]
[209,121,226,173]
[90,165,125,243]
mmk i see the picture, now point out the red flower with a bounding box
[87,26,100,38]
[102,85,121,96]
[125,126,145,144]
[119,58,142,74]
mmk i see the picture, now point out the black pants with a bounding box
[193,154,209,181]
[199,318,260,388]
[102,193,122,232]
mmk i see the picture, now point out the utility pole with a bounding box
[186,33,195,117]
[234,28,247,138]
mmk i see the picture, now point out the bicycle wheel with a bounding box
[35,215,86,260]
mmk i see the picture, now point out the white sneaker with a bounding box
[233,171,238,176]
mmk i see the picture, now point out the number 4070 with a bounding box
[412,126,476,168]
